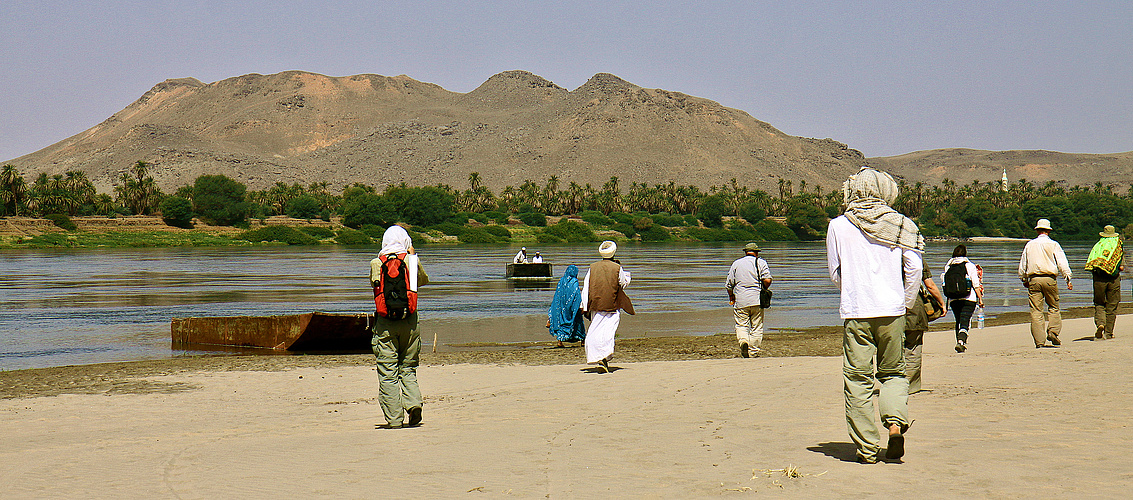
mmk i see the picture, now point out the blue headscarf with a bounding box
[548,265,585,342]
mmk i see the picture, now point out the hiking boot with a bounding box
[1095,326,1105,340]
[1047,333,1061,346]
[739,341,749,358]
[955,340,966,353]
[407,406,422,427]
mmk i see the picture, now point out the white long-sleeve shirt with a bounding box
[826,216,923,319]
[1018,233,1072,281]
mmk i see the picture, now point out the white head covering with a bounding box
[599,240,617,258]
[375,225,420,291]
[380,225,412,255]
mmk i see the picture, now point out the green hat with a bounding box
[742,242,761,252]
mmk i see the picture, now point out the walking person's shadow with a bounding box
[806,442,860,462]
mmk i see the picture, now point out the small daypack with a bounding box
[374,253,416,320]
[942,262,972,299]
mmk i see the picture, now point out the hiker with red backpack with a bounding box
[941,245,984,353]
[370,225,430,429]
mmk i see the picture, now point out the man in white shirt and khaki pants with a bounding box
[1018,218,1074,348]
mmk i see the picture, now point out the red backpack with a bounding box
[374,253,417,320]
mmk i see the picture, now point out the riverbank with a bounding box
[2,311,1130,497]
[3,303,1125,400]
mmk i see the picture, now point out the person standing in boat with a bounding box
[513,247,528,264]
[370,225,430,429]
[581,240,634,373]
[547,264,585,347]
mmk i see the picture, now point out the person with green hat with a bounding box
[726,242,773,357]
[1085,224,1125,339]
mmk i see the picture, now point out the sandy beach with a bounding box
[3,312,1132,498]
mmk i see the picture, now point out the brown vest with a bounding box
[587,259,634,314]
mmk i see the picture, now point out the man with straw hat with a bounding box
[1085,224,1124,340]
[1018,218,1074,348]
[580,240,634,373]
[726,242,773,358]
[826,167,923,463]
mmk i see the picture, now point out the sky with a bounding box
[2,0,1131,162]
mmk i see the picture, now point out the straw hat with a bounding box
[1100,225,1120,238]
[742,242,761,253]
[598,240,617,258]
[1034,218,1052,231]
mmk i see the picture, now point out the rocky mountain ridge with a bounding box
[7,69,1130,194]
[9,70,865,193]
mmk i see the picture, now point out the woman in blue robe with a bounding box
[548,265,586,346]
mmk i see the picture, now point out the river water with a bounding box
[0,240,1119,370]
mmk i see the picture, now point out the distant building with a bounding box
[1001,169,1008,192]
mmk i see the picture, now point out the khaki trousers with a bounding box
[733,305,764,353]
[372,313,422,427]
[903,329,924,394]
[843,316,909,461]
[1027,276,1061,346]
[1093,279,1121,336]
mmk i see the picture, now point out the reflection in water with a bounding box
[0,241,1112,370]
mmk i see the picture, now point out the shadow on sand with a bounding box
[807,442,859,463]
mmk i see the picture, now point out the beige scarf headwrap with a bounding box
[842,167,925,251]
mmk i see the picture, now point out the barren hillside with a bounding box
[870,148,1133,190]
[8,70,866,193]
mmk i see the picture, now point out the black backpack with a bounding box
[374,253,411,320]
[942,263,972,299]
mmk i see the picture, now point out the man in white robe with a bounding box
[580,241,633,373]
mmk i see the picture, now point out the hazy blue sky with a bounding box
[2,0,1130,161]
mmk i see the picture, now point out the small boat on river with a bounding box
[171,312,371,351]
[506,262,553,279]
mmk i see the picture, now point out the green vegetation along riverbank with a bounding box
[5,161,1133,248]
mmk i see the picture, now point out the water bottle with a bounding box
[976,306,985,329]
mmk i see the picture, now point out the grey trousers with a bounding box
[844,316,909,461]
[1093,279,1121,336]
[372,313,422,426]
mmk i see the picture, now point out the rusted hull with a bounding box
[506,262,553,278]
[171,312,372,351]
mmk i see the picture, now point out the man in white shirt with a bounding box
[726,242,773,357]
[531,252,543,263]
[513,247,528,264]
[1018,218,1073,348]
[826,167,923,464]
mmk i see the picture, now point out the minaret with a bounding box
[1001,168,1008,192]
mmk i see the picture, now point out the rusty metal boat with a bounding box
[171,312,372,351]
